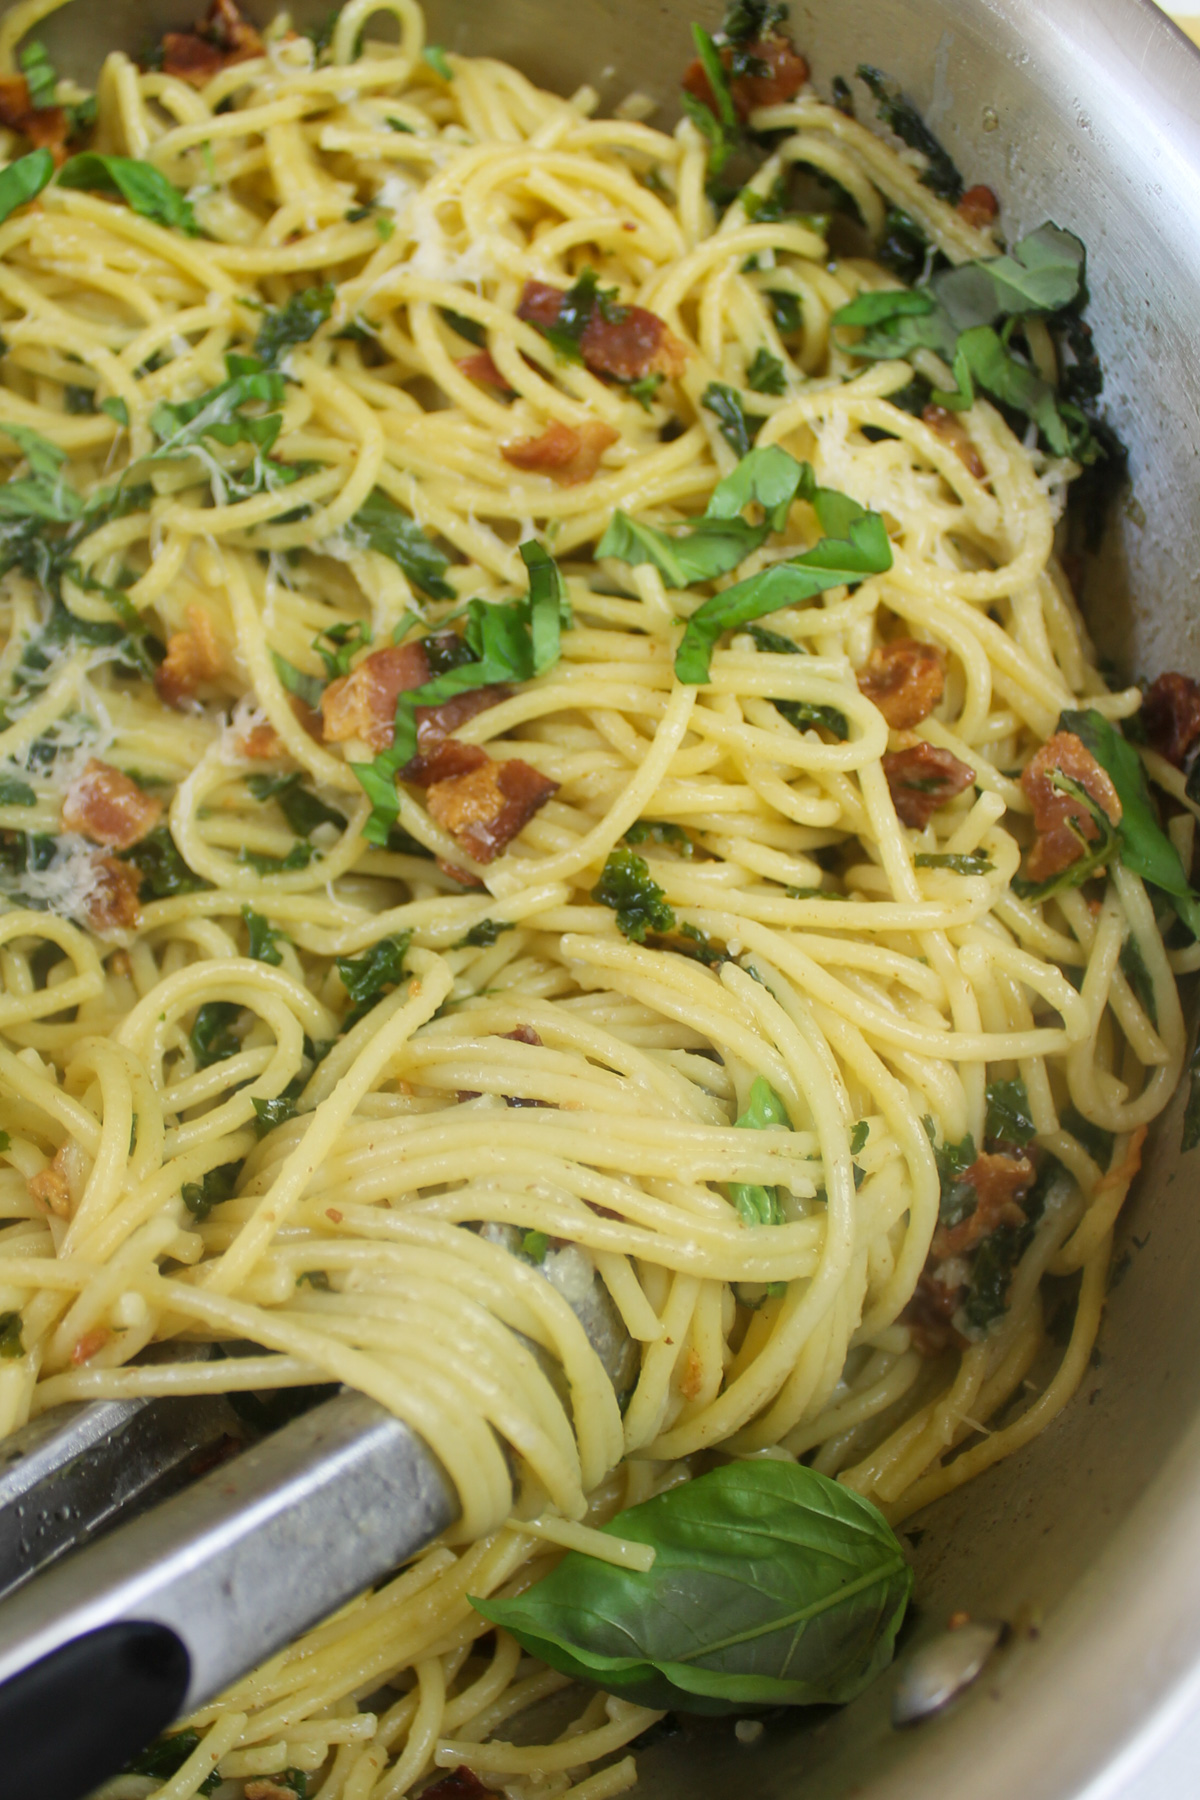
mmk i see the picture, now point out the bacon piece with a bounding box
[29,1149,72,1218]
[516,281,688,384]
[322,640,430,752]
[1140,672,1200,768]
[160,0,264,86]
[883,741,975,828]
[682,33,809,121]
[901,1271,964,1358]
[155,605,225,708]
[438,858,485,887]
[957,184,999,230]
[426,757,558,863]
[71,1326,112,1366]
[858,638,944,730]
[504,1026,542,1046]
[321,638,507,753]
[922,403,986,480]
[0,74,69,162]
[501,418,619,487]
[238,722,284,760]
[404,739,488,787]
[62,759,162,851]
[418,1772,494,1800]
[86,855,143,933]
[1020,730,1122,884]
[931,1152,1034,1259]
[457,350,511,391]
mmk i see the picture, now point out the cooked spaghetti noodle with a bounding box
[0,1,1189,1794]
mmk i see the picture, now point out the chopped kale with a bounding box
[1119,932,1158,1026]
[746,347,786,394]
[247,771,346,837]
[440,307,488,346]
[254,283,335,367]
[0,776,36,807]
[984,1076,1036,1147]
[239,842,317,874]
[701,381,758,457]
[242,904,285,966]
[455,917,516,948]
[624,820,695,856]
[591,847,675,942]
[856,65,964,202]
[120,827,209,900]
[253,1089,302,1138]
[0,1312,23,1359]
[850,1119,869,1155]
[336,930,412,1026]
[180,1162,241,1223]
[189,1001,242,1069]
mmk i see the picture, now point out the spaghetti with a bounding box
[0,1,1191,1794]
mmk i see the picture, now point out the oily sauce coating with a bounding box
[1020,730,1122,883]
[857,639,944,730]
[883,742,975,827]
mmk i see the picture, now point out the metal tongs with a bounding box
[0,1256,636,1800]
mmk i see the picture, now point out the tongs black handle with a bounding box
[0,1390,456,1800]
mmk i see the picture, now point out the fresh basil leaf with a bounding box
[20,40,57,108]
[591,847,675,942]
[522,1228,549,1262]
[58,153,199,236]
[913,852,994,873]
[766,289,803,337]
[423,44,452,80]
[932,325,1091,461]
[628,373,664,411]
[0,423,83,523]
[253,1092,300,1138]
[856,65,963,202]
[938,222,1085,319]
[702,381,757,457]
[832,288,937,330]
[522,538,567,675]
[345,488,455,600]
[0,148,55,226]
[472,1459,912,1712]
[271,651,325,713]
[189,1001,241,1069]
[706,444,809,531]
[984,1076,1035,1147]
[242,903,284,966]
[313,618,371,681]
[1060,707,1200,940]
[0,776,36,807]
[100,396,129,428]
[337,930,412,1025]
[691,24,738,129]
[730,1074,788,1226]
[597,510,768,588]
[455,917,515,948]
[254,283,335,367]
[746,348,786,395]
[675,510,892,684]
[680,89,737,181]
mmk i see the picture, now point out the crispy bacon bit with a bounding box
[404,739,489,788]
[29,1156,71,1217]
[62,759,162,851]
[1140,672,1200,768]
[160,0,265,86]
[504,1026,542,1046]
[71,1326,112,1366]
[957,184,999,230]
[321,639,508,753]
[922,403,986,480]
[238,721,284,760]
[86,856,143,934]
[438,858,485,887]
[858,638,944,730]
[931,1152,1035,1259]
[517,281,689,384]
[0,74,69,162]
[501,418,619,487]
[322,640,430,752]
[418,1772,494,1800]
[457,351,512,391]
[682,33,809,121]
[1020,730,1122,884]
[883,742,975,828]
[155,605,225,708]
[426,757,558,863]
[901,1271,964,1358]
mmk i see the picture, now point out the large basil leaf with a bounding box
[57,153,199,236]
[0,148,54,227]
[472,1459,912,1713]
[1060,707,1200,940]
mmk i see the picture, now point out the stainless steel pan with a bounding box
[9,2,1200,1794]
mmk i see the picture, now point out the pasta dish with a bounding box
[0,0,1198,1793]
